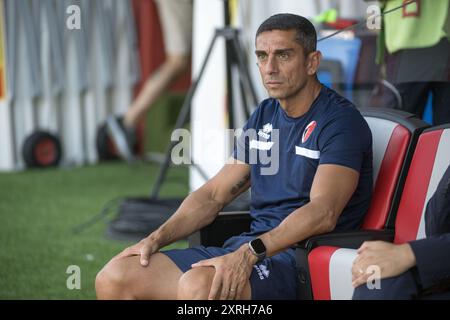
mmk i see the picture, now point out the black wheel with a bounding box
[96,123,119,161]
[22,131,62,168]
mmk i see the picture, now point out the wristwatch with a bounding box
[248,238,266,262]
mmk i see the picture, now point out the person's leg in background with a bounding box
[352,269,421,300]
[368,81,429,120]
[107,0,193,162]
[123,0,192,129]
[430,82,450,125]
[394,82,430,119]
[353,268,450,300]
[123,54,190,129]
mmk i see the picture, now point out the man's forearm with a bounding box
[258,201,337,257]
[151,189,224,248]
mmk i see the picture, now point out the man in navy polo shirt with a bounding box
[95,14,373,300]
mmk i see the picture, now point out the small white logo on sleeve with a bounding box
[258,123,273,139]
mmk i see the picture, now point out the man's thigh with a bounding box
[179,266,252,300]
[163,246,299,300]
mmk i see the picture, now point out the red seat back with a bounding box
[360,109,427,229]
[394,126,450,244]
[306,110,429,300]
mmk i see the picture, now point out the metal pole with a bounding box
[150,27,259,199]
[150,31,219,198]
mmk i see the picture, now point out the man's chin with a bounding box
[267,91,286,99]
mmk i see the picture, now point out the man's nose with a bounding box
[265,55,278,74]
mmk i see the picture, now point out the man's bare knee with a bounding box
[96,254,183,300]
[95,259,134,299]
[177,267,214,300]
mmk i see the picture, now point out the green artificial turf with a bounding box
[0,162,189,299]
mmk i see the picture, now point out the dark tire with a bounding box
[22,131,62,168]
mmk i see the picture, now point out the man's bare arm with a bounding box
[115,158,251,265]
[189,163,360,299]
[152,158,251,248]
[259,164,360,257]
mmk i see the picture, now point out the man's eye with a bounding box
[278,53,289,60]
[257,54,267,61]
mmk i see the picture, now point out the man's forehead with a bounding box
[255,29,299,50]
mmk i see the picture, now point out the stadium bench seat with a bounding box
[307,124,450,299]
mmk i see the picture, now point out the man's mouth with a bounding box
[266,81,282,87]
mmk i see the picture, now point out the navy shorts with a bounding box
[161,235,299,300]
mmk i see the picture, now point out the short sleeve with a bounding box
[318,108,372,172]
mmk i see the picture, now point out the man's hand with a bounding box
[112,233,161,267]
[351,241,416,288]
[191,244,258,300]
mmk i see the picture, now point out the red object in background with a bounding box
[34,138,57,166]
[324,18,358,30]
[402,0,420,17]
[131,0,191,155]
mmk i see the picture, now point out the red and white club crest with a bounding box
[302,121,317,143]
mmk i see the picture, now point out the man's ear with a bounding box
[306,51,322,76]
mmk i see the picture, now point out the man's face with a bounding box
[255,29,317,102]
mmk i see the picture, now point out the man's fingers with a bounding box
[352,255,371,285]
[357,244,367,254]
[208,273,222,300]
[352,267,371,288]
[352,256,365,274]
[220,277,231,300]
[352,268,364,282]
[228,285,237,300]
[358,240,374,253]
[140,246,152,266]
[191,259,212,268]
[233,282,243,300]
[353,255,361,267]
[352,275,365,288]
[351,266,357,280]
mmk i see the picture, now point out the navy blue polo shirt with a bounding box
[233,85,373,235]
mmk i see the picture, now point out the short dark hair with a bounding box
[256,14,317,54]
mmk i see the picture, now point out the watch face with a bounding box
[251,239,266,255]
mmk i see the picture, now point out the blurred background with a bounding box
[0,0,448,299]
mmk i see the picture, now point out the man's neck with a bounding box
[279,80,322,118]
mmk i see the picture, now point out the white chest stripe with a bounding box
[249,140,274,150]
[295,146,320,159]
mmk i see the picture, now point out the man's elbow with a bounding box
[320,208,340,233]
